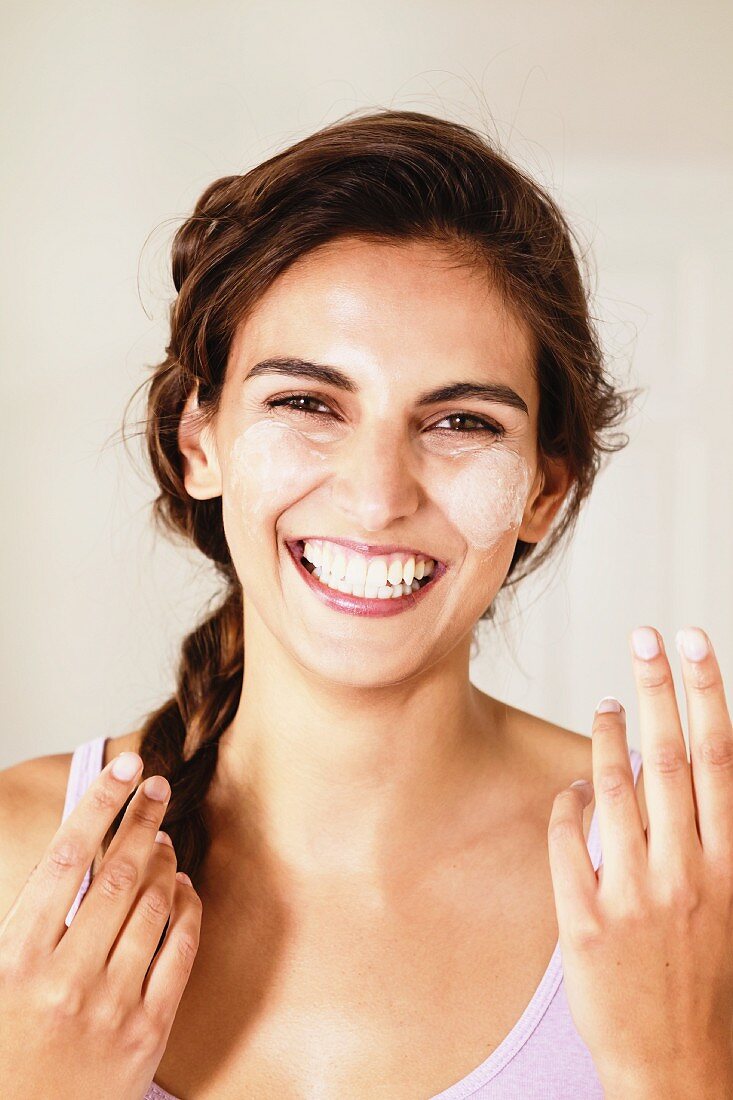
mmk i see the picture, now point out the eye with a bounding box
[266,394,332,417]
[265,394,505,439]
[431,412,505,438]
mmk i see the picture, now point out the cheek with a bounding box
[222,422,533,560]
[432,446,534,553]
[223,420,330,532]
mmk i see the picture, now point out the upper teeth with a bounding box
[302,539,435,588]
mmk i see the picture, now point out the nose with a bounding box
[328,420,422,533]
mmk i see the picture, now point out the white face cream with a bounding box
[222,414,534,560]
[223,419,332,533]
[429,442,535,555]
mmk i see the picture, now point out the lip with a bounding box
[285,540,447,618]
[285,536,445,563]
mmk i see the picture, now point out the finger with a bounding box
[591,697,647,898]
[547,782,599,938]
[630,626,699,872]
[56,774,172,974]
[0,751,144,956]
[106,830,178,1002]
[675,626,733,863]
[140,872,202,1032]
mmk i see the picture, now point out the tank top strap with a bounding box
[586,744,643,871]
[63,735,109,927]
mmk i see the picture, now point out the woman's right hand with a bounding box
[0,750,202,1100]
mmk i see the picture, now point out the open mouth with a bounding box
[285,539,446,614]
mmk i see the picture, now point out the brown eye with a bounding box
[432,413,504,437]
[266,394,332,417]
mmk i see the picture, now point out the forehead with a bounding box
[230,237,537,408]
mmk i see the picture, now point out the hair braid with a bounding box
[102,582,243,886]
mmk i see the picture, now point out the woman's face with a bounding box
[193,237,556,686]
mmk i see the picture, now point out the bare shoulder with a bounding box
[0,731,143,918]
[485,693,648,831]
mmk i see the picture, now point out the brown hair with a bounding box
[108,108,637,885]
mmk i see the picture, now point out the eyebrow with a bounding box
[243,356,529,417]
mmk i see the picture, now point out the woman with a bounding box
[1,109,731,1099]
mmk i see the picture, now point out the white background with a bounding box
[1,0,731,766]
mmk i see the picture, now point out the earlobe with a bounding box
[177,385,223,500]
[517,455,573,545]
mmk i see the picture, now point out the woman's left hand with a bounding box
[547,625,733,1099]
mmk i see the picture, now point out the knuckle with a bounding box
[658,876,701,914]
[696,735,733,772]
[608,898,640,925]
[105,1004,134,1037]
[596,766,630,801]
[89,783,122,815]
[45,837,86,878]
[687,667,721,696]
[96,856,139,899]
[0,951,29,984]
[43,976,85,1018]
[547,815,577,845]
[139,889,171,924]
[648,743,688,776]
[636,667,672,694]
[94,980,128,1033]
[593,716,620,736]
[126,802,164,832]
[174,932,200,967]
[131,1009,166,1053]
[137,1004,169,1051]
[567,914,603,949]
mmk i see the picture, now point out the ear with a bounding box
[177,384,222,500]
[517,454,573,544]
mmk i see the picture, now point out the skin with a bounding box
[178,236,573,881]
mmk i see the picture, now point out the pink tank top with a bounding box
[62,735,643,1099]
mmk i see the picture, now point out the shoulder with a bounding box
[0,731,143,919]
[486,693,648,831]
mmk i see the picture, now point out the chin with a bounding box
[286,638,437,690]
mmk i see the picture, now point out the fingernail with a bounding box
[112,752,143,781]
[143,775,170,801]
[570,779,593,801]
[631,626,660,660]
[154,830,173,846]
[596,696,622,713]
[176,871,192,885]
[676,627,709,662]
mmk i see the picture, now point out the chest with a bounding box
[152,834,563,1100]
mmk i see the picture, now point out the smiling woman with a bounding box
[42,109,645,1098]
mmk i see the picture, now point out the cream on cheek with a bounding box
[428,442,534,555]
[223,419,533,559]
[223,419,331,533]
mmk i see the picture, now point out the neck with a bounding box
[212,608,509,881]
